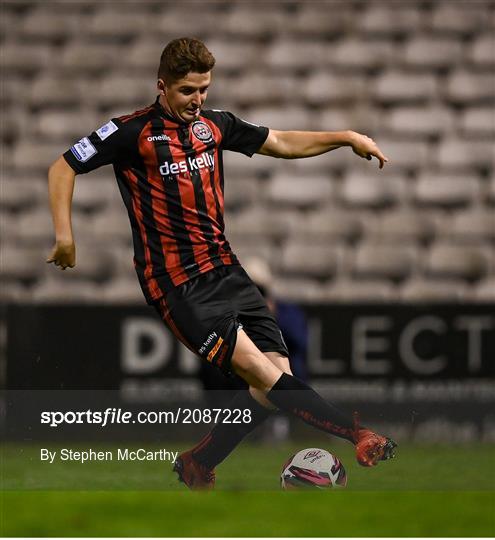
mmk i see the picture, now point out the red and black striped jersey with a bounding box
[63,97,268,303]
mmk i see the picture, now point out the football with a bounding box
[280,448,347,490]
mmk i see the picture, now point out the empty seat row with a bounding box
[9,3,494,41]
[1,170,491,221]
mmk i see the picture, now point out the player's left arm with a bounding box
[258,129,389,169]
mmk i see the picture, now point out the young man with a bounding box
[47,37,396,489]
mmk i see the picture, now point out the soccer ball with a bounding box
[280,448,347,490]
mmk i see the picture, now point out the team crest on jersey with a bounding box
[191,121,213,143]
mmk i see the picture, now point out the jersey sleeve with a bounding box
[207,110,269,157]
[63,118,131,174]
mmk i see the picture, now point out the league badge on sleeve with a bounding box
[191,121,213,143]
[70,137,97,162]
[96,120,118,141]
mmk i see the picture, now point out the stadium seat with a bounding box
[205,40,261,73]
[315,105,380,133]
[227,238,277,268]
[32,276,102,303]
[0,178,44,213]
[227,207,296,242]
[351,243,417,282]
[414,173,481,208]
[0,281,30,303]
[224,176,261,211]
[302,71,367,105]
[243,106,316,131]
[375,138,430,171]
[467,34,495,68]
[1,76,30,108]
[445,70,495,104]
[400,278,468,302]
[0,9,19,42]
[95,76,153,107]
[460,107,495,136]
[19,9,85,40]
[100,277,144,304]
[487,177,495,206]
[35,110,99,140]
[424,243,490,281]
[0,244,45,284]
[446,210,495,242]
[366,210,435,245]
[384,106,455,138]
[272,277,328,303]
[280,242,343,279]
[267,173,333,209]
[224,5,289,38]
[403,36,464,69]
[436,138,494,171]
[289,3,353,36]
[356,5,422,36]
[290,208,362,243]
[126,38,165,72]
[112,245,136,280]
[340,170,407,208]
[328,38,396,70]
[325,279,397,302]
[473,278,495,301]
[72,176,118,214]
[86,8,156,40]
[89,208,132,244]
[16,208,57,245]
[371,70,438,104]
[234,71,298,106]
[429,3,488,35]
[158,4,226,38]
[12,140,63,171]
[46,243,116,283]
[27,75,86,107]
[59,42,123,72]
[0,43,53,73]
[264,40,328,71]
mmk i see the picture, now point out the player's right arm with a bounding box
[46,155,77,270]
[45,117,135,270]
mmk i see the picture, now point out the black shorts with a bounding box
[153,265,289,375]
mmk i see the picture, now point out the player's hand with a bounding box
[46,240,76,270]
[349,131,389,169]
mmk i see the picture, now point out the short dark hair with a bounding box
[157,37,215,82]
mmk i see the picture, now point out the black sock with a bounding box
[266,373,355,443]
[192,390,272,469]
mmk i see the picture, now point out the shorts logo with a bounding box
[199,332,217,355]
[207,337,224,362]
[192,121,213,143]
[96,120,118,141]
[70,137,97,162]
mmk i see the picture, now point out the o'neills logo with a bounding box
[159,152,214,176]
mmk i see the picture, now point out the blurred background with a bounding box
[1,0,494,443]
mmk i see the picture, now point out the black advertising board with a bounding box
[6,303,494,389]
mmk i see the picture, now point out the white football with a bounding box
[280,448,347,490]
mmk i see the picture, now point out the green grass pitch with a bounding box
[1,441,494,536]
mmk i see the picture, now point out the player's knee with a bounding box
[231,351,280,391]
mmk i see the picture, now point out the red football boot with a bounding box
[173,449,216,490]
[353,413,397,467]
